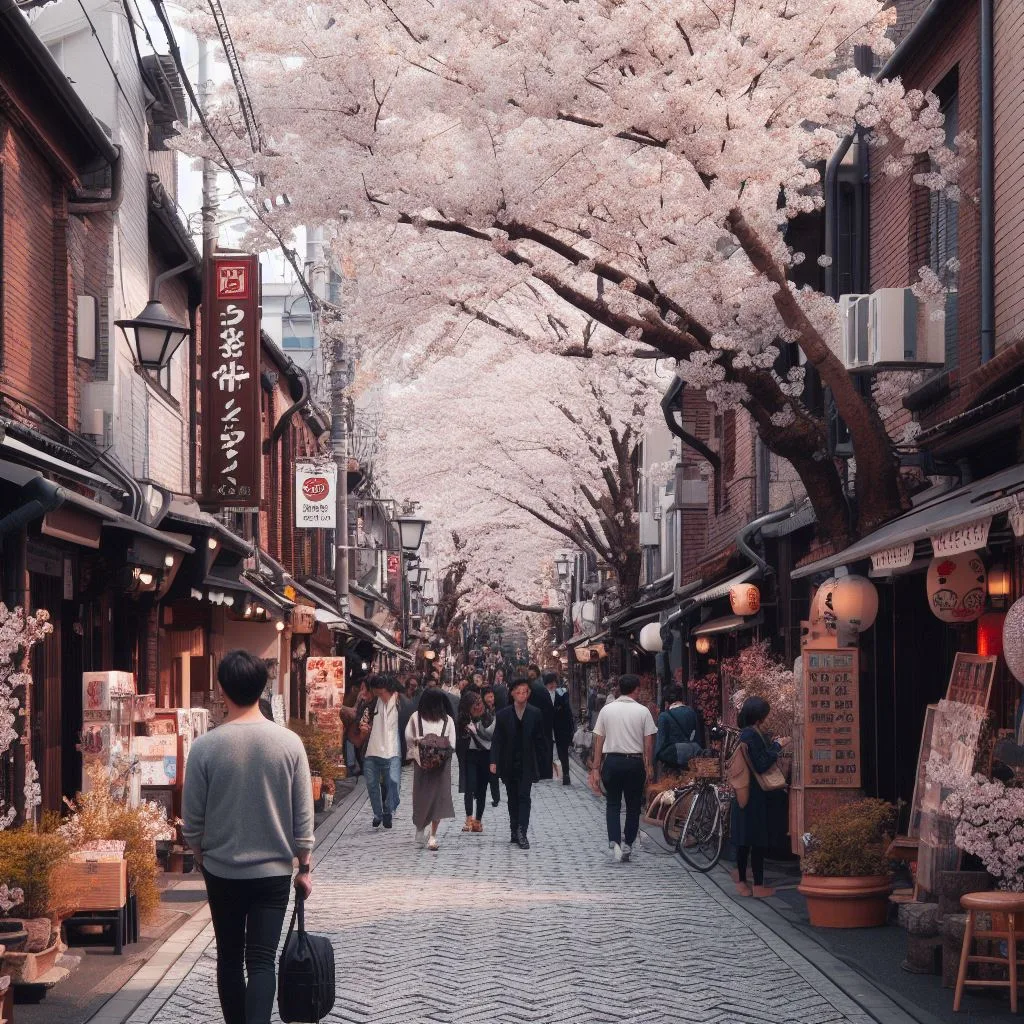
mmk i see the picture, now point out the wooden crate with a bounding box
[63,858,127,911]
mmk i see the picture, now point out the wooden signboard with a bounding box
[945,653,997,709]
[803,647,861,788]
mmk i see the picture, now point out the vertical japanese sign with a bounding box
[802,647,861,788]
[202,254,261,506]
[296,462,337,528]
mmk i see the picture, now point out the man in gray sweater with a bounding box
[183,650,314,1024]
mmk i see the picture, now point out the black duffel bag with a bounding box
[278,894,336,1023]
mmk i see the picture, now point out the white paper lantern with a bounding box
[810,578,839,633]
[831,575,880,633]
[729,583,761,617]
[926,553,987,624]
[1002,597,1024,684]
[639,622,664,652]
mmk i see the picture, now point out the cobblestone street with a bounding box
[115,770,893,1024]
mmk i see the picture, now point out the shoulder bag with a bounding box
[278,894,336,1023]
[742,741,787,793]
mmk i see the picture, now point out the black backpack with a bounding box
[278,895,336,1023]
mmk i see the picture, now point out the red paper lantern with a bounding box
[977,611,1006,659]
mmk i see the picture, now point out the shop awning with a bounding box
[203,566,292,611]
[692,613,764,637]
[690,566,760,606]
[349,616,412,662]
[0,459,192,554]
[162,495,253,556]
[792,462,1024,580]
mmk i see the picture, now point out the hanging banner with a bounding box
[930,517,991,557]
[1010,503,1024,538]
[295,462,337,528]
[202,254,261,507]
[870,542,915,574]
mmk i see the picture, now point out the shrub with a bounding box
[801,799,897,877]
[60,763,172,925]
[287,718,333,779]
[0,821,72,919]
[722,640,796,737]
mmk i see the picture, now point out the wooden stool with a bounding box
[954,891,1024,1012]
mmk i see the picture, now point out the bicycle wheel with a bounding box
[662,787,694,847]
[677,785,723,872]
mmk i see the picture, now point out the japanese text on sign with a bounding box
[295,462,337,528]
[930,517,991,557]
[202,255,261,506]
[803,648,860,788]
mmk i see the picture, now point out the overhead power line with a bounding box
[205,0,263,153]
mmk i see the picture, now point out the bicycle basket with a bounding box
[688,756,721,780]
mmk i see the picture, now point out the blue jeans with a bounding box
[363,755,401,819]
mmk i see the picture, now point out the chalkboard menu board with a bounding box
[803,647,860,788]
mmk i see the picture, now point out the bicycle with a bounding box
[661,726,740,872]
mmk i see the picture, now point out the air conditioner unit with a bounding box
[839,294,870,370]
[639,512,660,547]
[868,288,945,369]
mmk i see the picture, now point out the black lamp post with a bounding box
[115,258,194,371]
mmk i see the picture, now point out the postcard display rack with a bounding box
[136,707,210,822]
[82,671,137,795]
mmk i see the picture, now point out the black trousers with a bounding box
[736,845,767,886]
[203,869,291,1024]
[490,772,501,804]
[601,754,647,846]
[555,737,571,783]
[464,748,491,819]
[504,774,533,835]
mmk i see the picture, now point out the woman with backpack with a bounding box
[404,687,457,851]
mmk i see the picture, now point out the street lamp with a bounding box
[115,259,194,371]
[555,555,571,579]
[397,516,429,552]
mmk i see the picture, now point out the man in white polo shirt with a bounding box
[589,674,657,862]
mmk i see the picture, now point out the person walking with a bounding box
[551,675,575,785]
[363,673,413,830]
[654,686,705,777]
[460,691,496,832]
[528,672,557,780]
[404,687,456,851]
[182,650,314,1024]
[491,668,509,710]
[491,677,547,850]
[589,673,657,863]
[731,696,789,897]
[482,687,501,806]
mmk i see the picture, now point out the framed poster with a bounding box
[907,705,938,839]
[945,653,997,709]
[306,656,345,743]
[801,647,860,788]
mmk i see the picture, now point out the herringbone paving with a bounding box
[122,771,881,1024]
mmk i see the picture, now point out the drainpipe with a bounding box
[264,359,313,453]
[980,0,995,364]
[660,377,721,512]
[0,478,66,538]
[735,504,797,578]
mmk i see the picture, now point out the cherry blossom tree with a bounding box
[379,334,664,611]
[182,0,965,547]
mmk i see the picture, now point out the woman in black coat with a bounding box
[730,696,789,898]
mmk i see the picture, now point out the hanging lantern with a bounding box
[988,563,1011,606]
[729,583,761,617]
[1003,597,1024,683]
[926,553,987,624]
[977,611,1006,659]
[639,622,664,652]
[810,578,839,634]
[695,636,712,655]
[831,575,880,634]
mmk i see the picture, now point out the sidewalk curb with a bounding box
[83,781,366,1024]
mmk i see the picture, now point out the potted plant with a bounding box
[321,777,335,810]
[798,799,897,928]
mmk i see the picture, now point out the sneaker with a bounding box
[415,827,428,848]
[382,814,393,830]
[427,835,439,852]
[620,843,632,863]
[372,817,382,829]
[612,842,623,862]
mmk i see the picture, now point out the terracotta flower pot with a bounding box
[798,874,892,928]
[311,776,323,801]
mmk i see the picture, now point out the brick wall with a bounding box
[869,0,981,428]
[993,2,1024,350]
[0,118,61,418]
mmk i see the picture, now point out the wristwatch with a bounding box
[297,864,311,876]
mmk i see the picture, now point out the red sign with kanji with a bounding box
[202,254,262,507]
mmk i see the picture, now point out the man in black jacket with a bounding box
[551,676,575,785]
[491,677,547,849]
[528,673,557,779]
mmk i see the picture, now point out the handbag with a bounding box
[741,741,787,793]
[726,745,751,808]
[278,893,336,1023]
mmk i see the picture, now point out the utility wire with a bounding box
[205,0,262,153]
[147,0,322,310]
